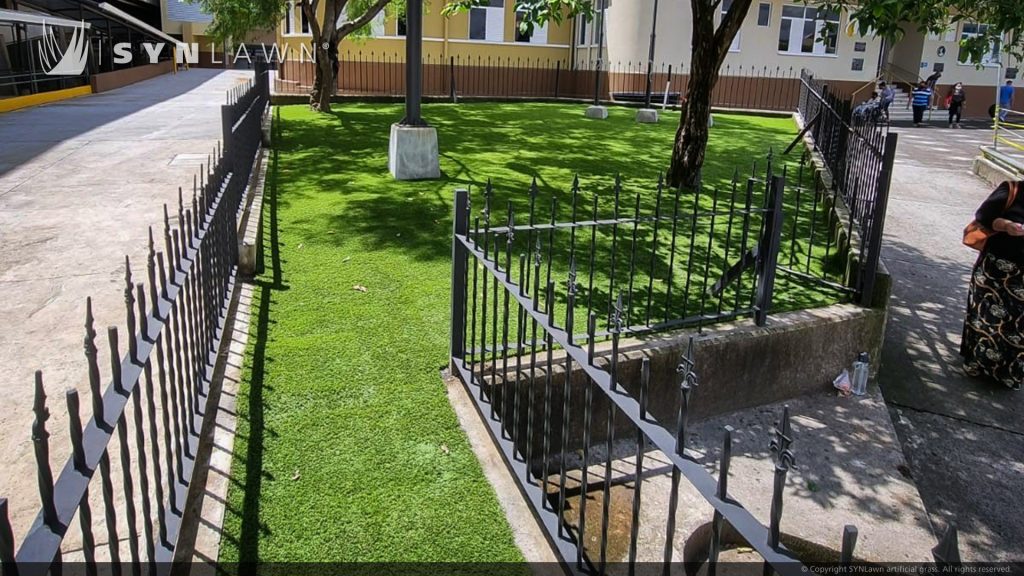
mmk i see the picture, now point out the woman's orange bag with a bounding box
[964,182,1018,251]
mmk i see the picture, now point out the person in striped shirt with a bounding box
[912,81,932,127]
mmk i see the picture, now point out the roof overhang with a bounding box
[0,7,92,28]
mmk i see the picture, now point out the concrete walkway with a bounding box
[0,68,251,541]
[879,119,1024,561]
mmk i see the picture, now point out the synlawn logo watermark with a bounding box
[40,22,317,77]
[39,20,89,76]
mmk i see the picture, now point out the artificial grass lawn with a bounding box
[220,103,839,562]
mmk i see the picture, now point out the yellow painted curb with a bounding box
[0,85,93,113]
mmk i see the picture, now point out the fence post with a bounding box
[754,175,785,326]
[0,498,14,575]
[554,60,561,99]
[450,188,470,369]
[449,56,457,103]
[858,133,898,307]
[221,104,234,173]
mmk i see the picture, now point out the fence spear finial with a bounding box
[769,405,796,470]
[612,293,623,334]
[568,257,578,298]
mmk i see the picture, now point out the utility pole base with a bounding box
[389,123,440,180]
[585,105,609,120]
[636,108,659,123]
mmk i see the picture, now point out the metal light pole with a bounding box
[592,0,606,106]
[389,0,438,179]
[643,0,660,109]
[401,0,426,126]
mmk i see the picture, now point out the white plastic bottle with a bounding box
[851,352,869,396]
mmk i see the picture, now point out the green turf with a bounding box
[220,102,842,562]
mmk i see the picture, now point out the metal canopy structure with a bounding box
[0,7,91,28]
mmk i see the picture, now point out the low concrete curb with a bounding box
[443,372,562,568]
[172,141,270,568]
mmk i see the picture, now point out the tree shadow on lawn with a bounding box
[275,103,805,269]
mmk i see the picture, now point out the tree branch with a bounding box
[713,0,752,62]
[337,0,391,38]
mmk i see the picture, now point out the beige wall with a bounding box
[578,0,883,82]
[917,26,1020,87]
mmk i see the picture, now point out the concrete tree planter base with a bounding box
[636,108,659,123]
[389,123,440,180]
[584,105,609,120]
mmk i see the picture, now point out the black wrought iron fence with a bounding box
[449,171,787,355]
[794,69,898,305]
[0,64,269,575]
[447,185,866,573]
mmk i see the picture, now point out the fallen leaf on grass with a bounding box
[353,285,368,292]
[297,243,304,249]
[291,470,301,481]
[440,444,450,455]
[342,256,351,263]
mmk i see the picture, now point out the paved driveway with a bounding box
[879,120,1024,561]
[0,68,251,540]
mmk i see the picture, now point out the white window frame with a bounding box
[515,5,548,45]
[469,0,505,43]
[778,5,839,57]
[958,22,1001,67]
[282,1,311,37]
[756,3,771,28]
[927,22,957,42]
[576,1,609,47]
[720,0,741,52]
[283,1,294,36]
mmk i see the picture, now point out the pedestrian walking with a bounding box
[947,82,966,128]
[879,81,895,121]
[961,180,1024,390]
[912,81,932,126]
[999,80,1015,122]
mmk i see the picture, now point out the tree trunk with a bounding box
[310,43,335,112]
[667,0,752,189]
[667,50,718,190]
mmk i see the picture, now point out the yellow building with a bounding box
[276,1,574,66]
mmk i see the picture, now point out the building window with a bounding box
[958,22,1000,65]
[721,0,740,52]
[851,57,863,71]
[469,0,504,42]
[515,5,548,44]
[927,23,957,42]
[757,3,770,27]
[778,5,839,56]
[283,1,310,36]
[283,1,294,35]
[576,0,610,46]
[397,16,406,36]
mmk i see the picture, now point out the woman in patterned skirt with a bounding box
[961,181,1024,389]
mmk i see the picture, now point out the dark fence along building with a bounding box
[795,69,897,305]
[274,54,801,113]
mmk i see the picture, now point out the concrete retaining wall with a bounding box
[90,61,174,93]
[485,278,890,470]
